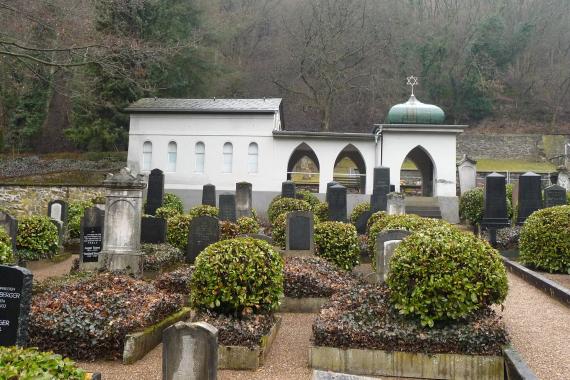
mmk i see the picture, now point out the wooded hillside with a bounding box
[0,0,568,152]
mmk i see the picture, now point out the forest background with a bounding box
[0,0,568,153]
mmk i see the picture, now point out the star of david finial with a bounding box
[406,75,418,96]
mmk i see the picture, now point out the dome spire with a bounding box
[406,75,418,97]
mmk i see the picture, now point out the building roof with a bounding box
[125,98,282,113]
[387,95,445,124]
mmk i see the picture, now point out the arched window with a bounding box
[142,141,152,171]
[248,142,258,173]
[195,142,205,173]
[167,141,177,172]
[223,142,233,173]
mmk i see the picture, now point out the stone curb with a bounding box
[502,256,570,308]
[503,345,538,380]
[279,297,329,313]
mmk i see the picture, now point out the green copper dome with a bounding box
[387,95,445,124]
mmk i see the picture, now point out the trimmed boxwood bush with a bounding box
[314,202,329,221]
[166,214,192,250]
[459,187,484,224]
[314,221,359,270]
[366,211,387,234]
[519,205,570,273]
[154,265,194,294]
[156,206,181,219]
[267,197,310,224]
[142,243,184,272]
[271,213,287,249]
[220,221,239,240]
[190,237,284,315]
[297,189,321,209]
[16,216,59,259]
[68,200,93,239]
[350,202,370,225]
[0,346,86,379]
[387,225,508,327]
[0,241,14,265]
[237,216,260,234]
[188,205,219,218]
[163,193,184,213]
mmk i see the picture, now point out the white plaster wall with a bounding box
[381,132,457,196]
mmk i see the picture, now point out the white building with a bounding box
[126,93,466,222]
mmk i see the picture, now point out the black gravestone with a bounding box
[355,210,372,235]
[218,194,236,222]
[80,207,105,264]
[282,181,296,199]
[286,212,313,251]
[47,200,68,226]
[516,172,543,225]
[0,265,33,347]
[187,216,220,263]
[481,173,510,229]
[325,181,339,203]
[328,184,347,222]
[202,184,216,207]
[550,172,559,185]
[145,168,165,216]
[235,182,253,219]
[544,184,567,208]
[0,212,17,252]
[141,217,167,244]
[371,167,390,212]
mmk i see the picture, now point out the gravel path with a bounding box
[502,273,570,379]
[27,254,76,281]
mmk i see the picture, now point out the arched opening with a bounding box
[400,146,436,196]
[287,143,320,192]
[333,144,366,194]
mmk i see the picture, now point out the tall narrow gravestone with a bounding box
[286,211,314,253]
[218,195,236,222]
[145,168,165,216]
[481,173,510,245]
[355,210,372,235]
[0,265,33,347]
[0,211,17,251]
[544,184,567,208]
[235,182,252,219]
[187,216,220,263]
[202,184,216,207]
[516,172,543,225]
[457,155,477,195]
[371,167,390,212]
[162,321,218,380]
[281,181,296,199]
[80,207,105,271]
[328,184,347,222]
[325,181,339,204]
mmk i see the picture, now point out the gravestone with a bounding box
[375,230,411,283]
[382,240,402,282]
[140,217,167,244]
[325,181,339,203]
[544,184,567,208]
[281,181,296,199]
[371,167,390,212]
[286,211,314,253]
[235,182,253,219]
[387,193,405,215]
[354,210,372,235]
[481,172,510,229]
[0,265,33,347]
[516,172,543,225]
[47,200,68,227]
[187,216,220,263]
[0,212,17,251]
[50,219,64,252]
[328,184,347,222]
[163,321,218,380]
[457,155,477,194]
[558,169,570,191]
[80,207,105,271]
[144,168,164,216]
[550,172,559,186]
[202,184,216,207]
[218,194,236,222]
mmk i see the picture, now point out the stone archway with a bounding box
[333,144,367,194]
[287,143,320,191]
[400,146,436,197]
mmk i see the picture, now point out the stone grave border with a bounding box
[503,345,539,380]
[23,252,72,271]
[502,256,570,308]
[123,307,192,364]
[278,297,329,313]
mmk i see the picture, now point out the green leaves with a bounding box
[314,221,360,271]
[0,346,86,380]
[16,215,59,259]
[350,202,371,225]
[267,197,311,224]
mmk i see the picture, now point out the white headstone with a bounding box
[382,240,402,282]
[50,203,62,221]
[457,155,477,194]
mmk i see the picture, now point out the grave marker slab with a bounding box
[481,172,510,229]
[286,211,314,253]
[0,212,17,251]
[141,217,167,244]
[145,168,164,216]
[50,219,64,251]
[355,210,372,235]
[235,182,253,219]
[0,265,33,347]
[373,167,391,193]
[544,184,567,208]
[325,181,339,203]
[80,207,105,271]
[328,185,347,222]
[281,181,296,199]
[387,193,405,215]
[218,195,236,222]
[187,216,220,263]
[516,172,543,225]
[202,184,216,207]
[47,200,68,226]
[375,230,411,283]
[163,321,218,380]
[457,155,477,195]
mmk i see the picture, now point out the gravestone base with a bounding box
[281,249,315,258]
[106,252,143,277]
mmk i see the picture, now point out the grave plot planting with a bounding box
[141,243,184,272]
[153,265,194,294]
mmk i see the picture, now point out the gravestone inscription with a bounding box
[187,216,220,263]
[80,207,105,269]
[0,265,33,347]
[144,168,165,216]
[202,184,216,207]
[218,195,236,222]
[286,211,314,252]
[371,167,390,212]
[544,184,567,208]
[281,181,296,199]
[328,184,347,222]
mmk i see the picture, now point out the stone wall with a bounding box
[457,134,570,161]
[0,185,105,218]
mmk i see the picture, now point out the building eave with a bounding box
[379,124,468,134]
[272,130,375,140]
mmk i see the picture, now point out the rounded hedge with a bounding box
[237,216,260,234]
[0,346,85,380]
[459,187,484,225]
[271,213,287,249]
[296,189,321,209]
[267,197,311,224]
[188,205,219,218]
[220,221,239,240]
[314,202,329,221]
[350,202,370,225]
[166,214,192,250]
[519,205,570,273]
[190,237,284,314]
[163,193,184,213]
[68,200,93,239]
[0,241,14,265]
[314,221,360,270]
[366,211,387,235]
[16,216,59,259]
[0,228,11,246]
[155,206,181,219]
[387,225,508,327]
